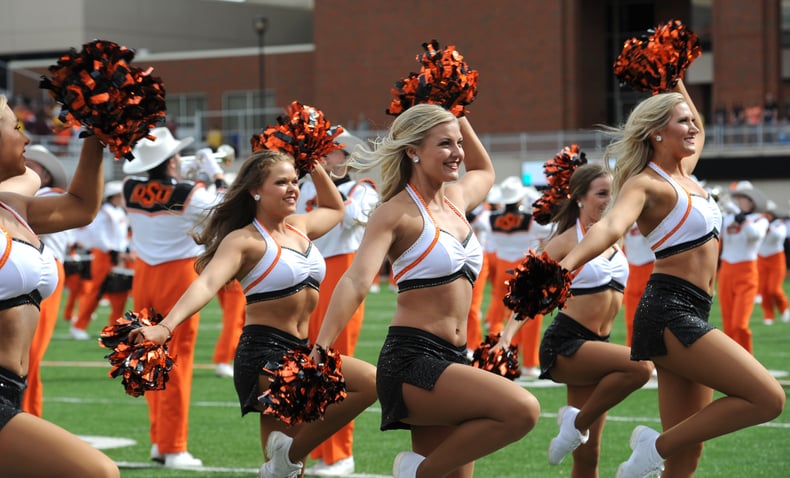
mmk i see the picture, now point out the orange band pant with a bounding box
[133,257,200,454]
[63,269,85,321]
[308,254,364,464]
[622,262,654,347]
[717,260,757,353]
[483,256,518,336]
[757,252,789,319]
[466,251,490,349]
[212,280,245,364]
[22,260,65,417]
[73,248,129,330]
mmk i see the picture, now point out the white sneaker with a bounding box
[782,309,790,323]
[763,318,775,325]
[163,451,203,468]
[392,451,424,478]
[215,363,234,378]
[305,456,354,476]
[369,283,381,293]
[150,444,164,463]
[521,366,541,378]
[615,426,664,478]
[260,431,303,478]
[755,294,763,304]
[548,406,589,465]
[69,326,90,340]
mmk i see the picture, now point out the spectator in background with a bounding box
[69,181,131,340]
[757,200,789,325]
[485,176,552,376]
[718,182,769,352]
[19,145,72,417]
[298,129,380,477]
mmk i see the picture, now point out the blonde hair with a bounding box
[0,95,7,126]
[193,149,294,272]
[602,92,685,193]
[346,104,456,202]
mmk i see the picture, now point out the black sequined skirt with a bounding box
[538,312,610,381]
[232,324,308,416]
[0,366,26,430]
[376,326,467,431]
[631,273,714,360]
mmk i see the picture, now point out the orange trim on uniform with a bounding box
[243,219,283,294]
[0,226,11,269]
[651,191,693,251]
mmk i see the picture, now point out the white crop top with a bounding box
[644,162,721,259]
[240,219,326,303]
[570,219,629,295]
[0,201,58,310]
[391,185,483,292]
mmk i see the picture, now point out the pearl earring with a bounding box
[253,194,260,201]
[656,134,663,142]
[577,201,583,209]
[412,155,420,163]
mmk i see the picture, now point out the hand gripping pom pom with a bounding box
[470,334,521,380]
[386,40,479,117]
[613,19,702,94]
[503,250,573,319]
[39,39,167,160]
[250,101,344,177]
[98,308,173,397]
[257,345,347,426]
[532,145,587,225]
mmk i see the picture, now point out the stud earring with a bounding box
[577,201,583,209]
[412,155,420,163]
[656,134,663,142]
[253,194,261,201]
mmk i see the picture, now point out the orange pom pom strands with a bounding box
[40,39,166,160]
[503,250,573,320]
[532,145,587,225]
[99,308,173,397]
[613,19,702,94]
[470,334,521,380]
[251,101,344,177]
[386,40,479,117]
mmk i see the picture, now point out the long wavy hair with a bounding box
[0,95,7,127]
[346,104,457,202]
[550,163,610,235]
[602,92,685,194]
[193,149,294,273]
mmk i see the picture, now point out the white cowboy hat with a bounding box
[335,129,367,155]
[731,181,767,213]
[496,176,531,205]
[103,180,123,199]
[123,127,194,175]
[24,144,68,189]
[486,183,502,204]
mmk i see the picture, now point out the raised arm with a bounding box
[675,79,705,174]
[25,135,104,233]
[455,116,495,212]
[291,164,344,240]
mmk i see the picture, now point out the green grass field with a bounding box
[40,281,790,477]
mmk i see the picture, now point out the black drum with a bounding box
[63,253,93,279]
[100,267,134,294]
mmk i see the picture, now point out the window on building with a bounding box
[166,93,208,141]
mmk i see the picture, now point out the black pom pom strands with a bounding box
[386,39,479,118]
[99,309,173,397]
[39,39,167,160]
[251,101,344,177]
[503,250,573,320]
[258,345,347,426]
[470,334,521,380]
[532,145,587,225]
[613,19,702,94]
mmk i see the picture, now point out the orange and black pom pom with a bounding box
[470,334,521,381]
[532,145,587,225]
[503,250,573,319]
[39,39,166,160]
[250,101,343,177]
[386,40,479,117]
[258,345,347,426]
[99,308,173,397]
[613,19,702,94]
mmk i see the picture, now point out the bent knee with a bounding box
[755,382,786,422]
[627,361,654,388]
[502,391,540,437]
